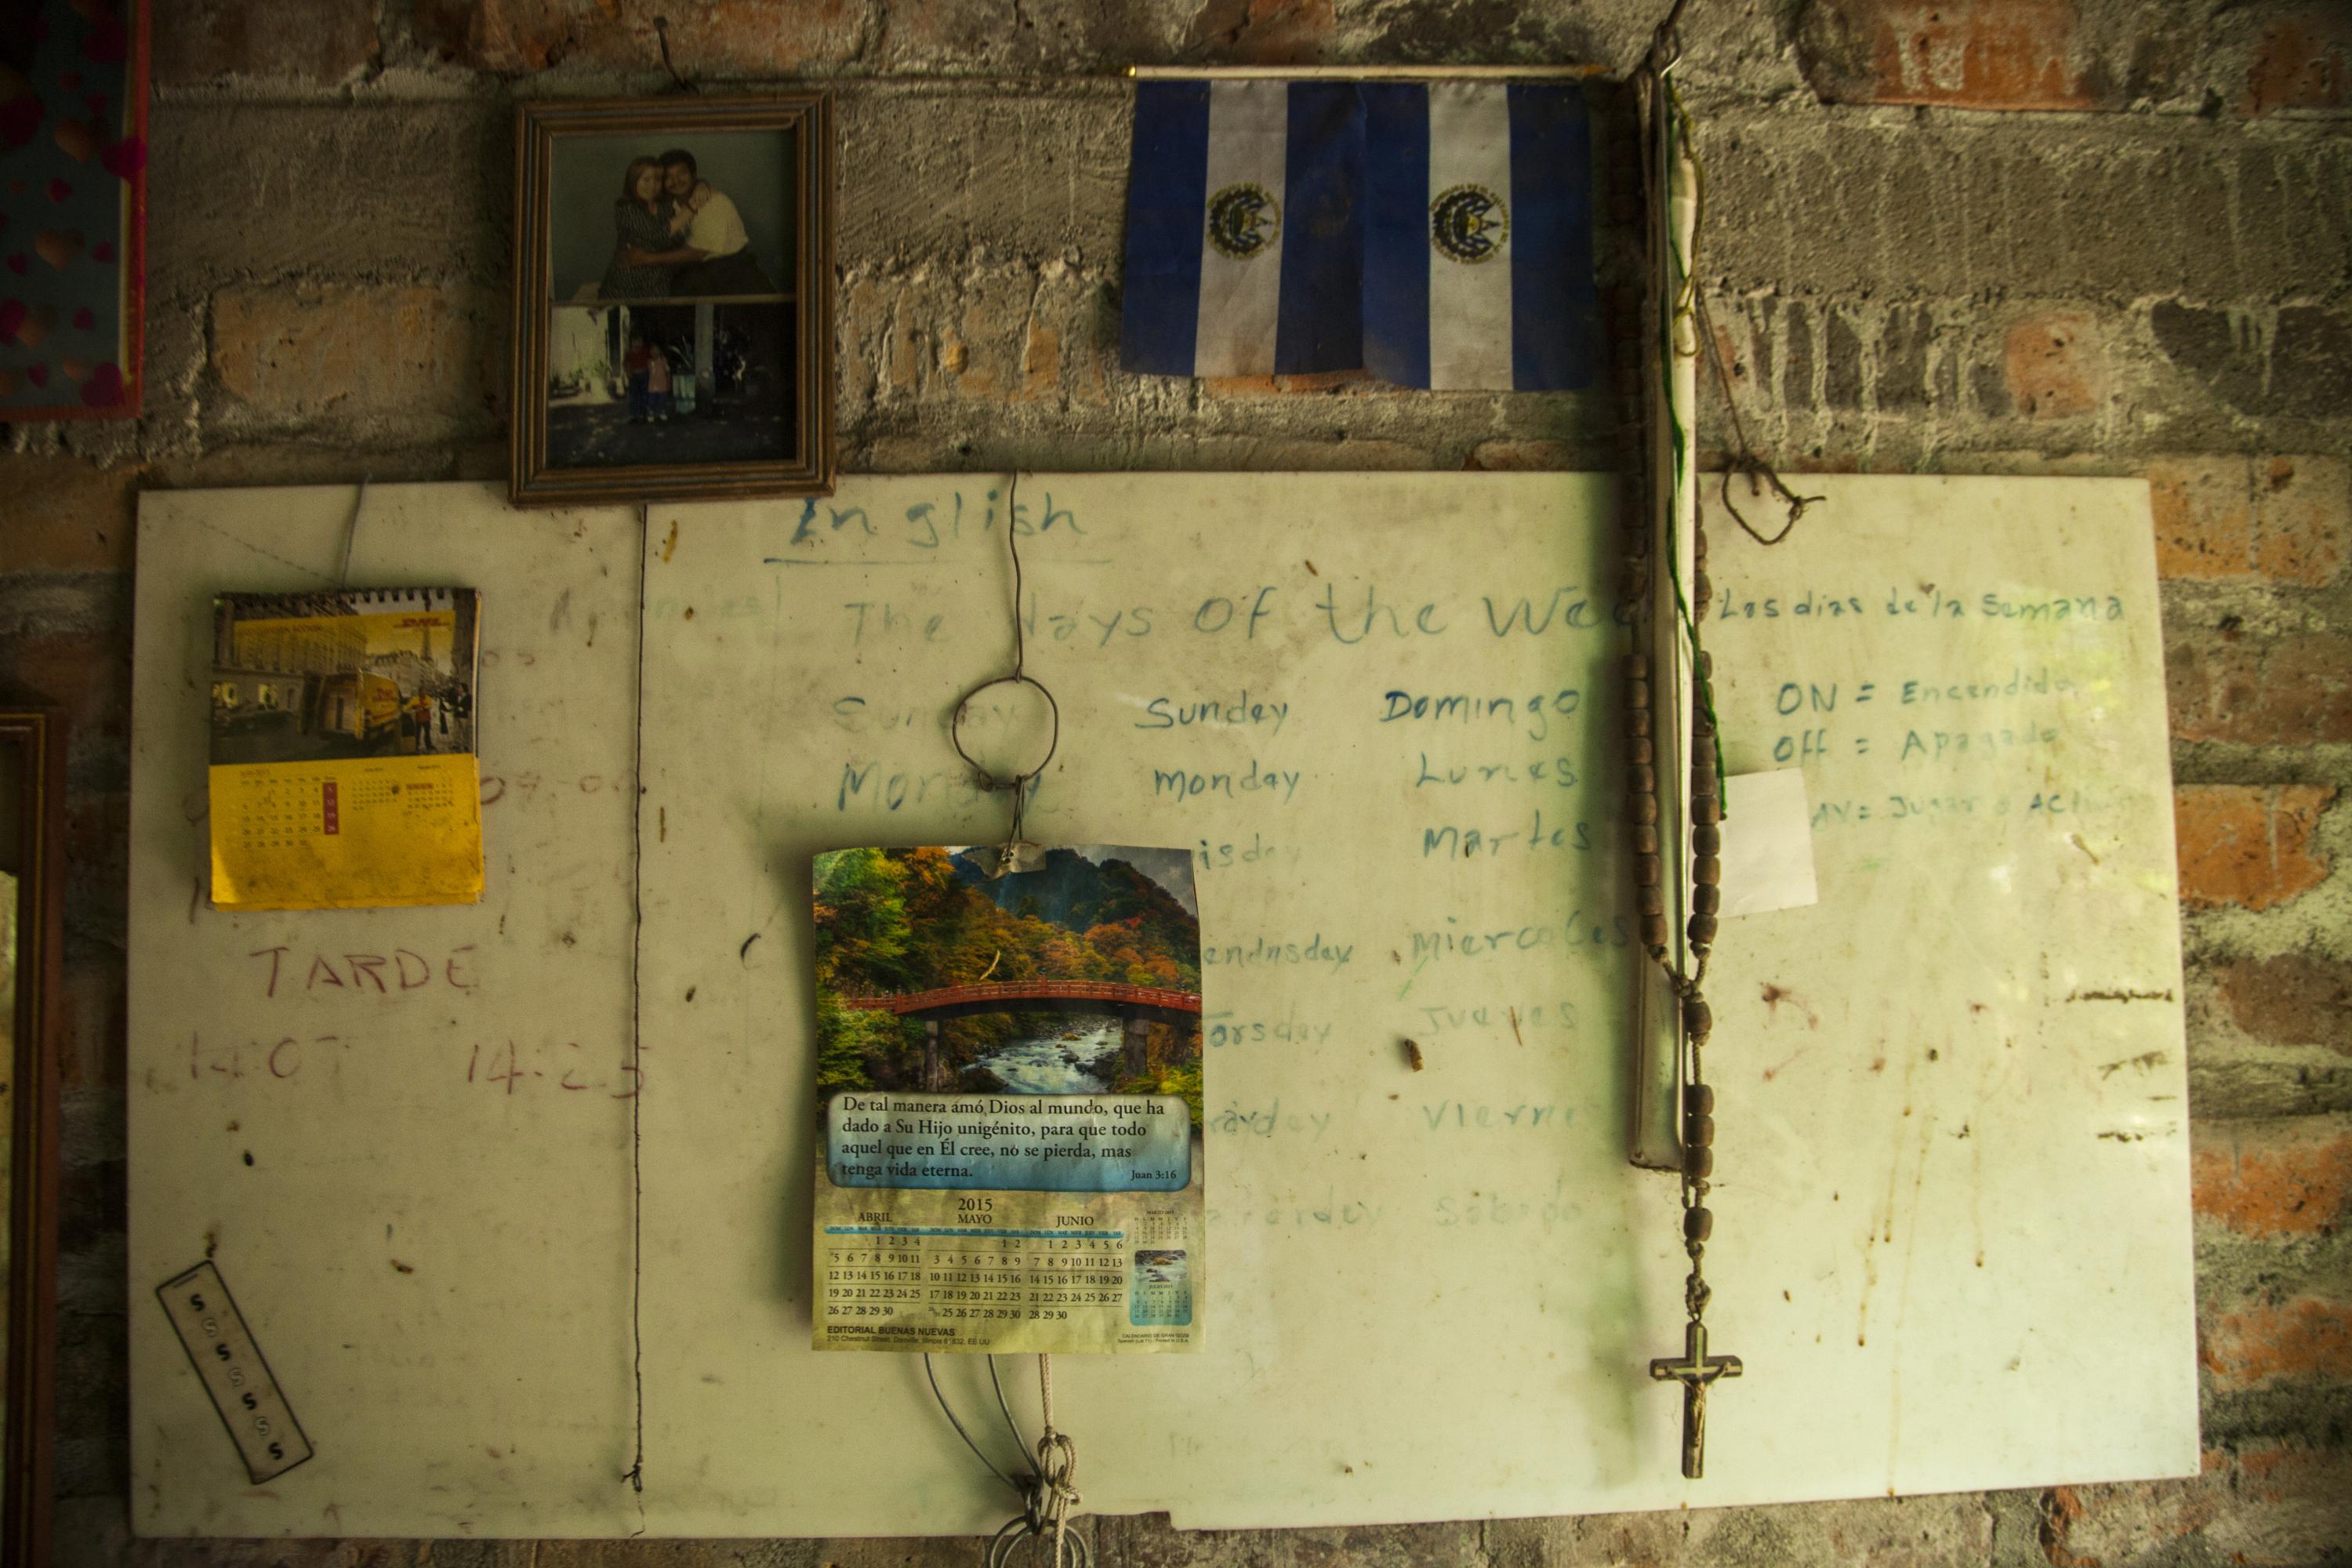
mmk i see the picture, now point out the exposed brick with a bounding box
[58,946,127,1091]
[2172,784,2334,912]
[0,459,140,575]
[2149,454,2348,586]
[1185,0,1336,65]
[836,91,1127,270]
[149,103,507,286]
[1824,308,1864,410]
[2168,630,2352,745]
[1470,440,1575,470]
[2152,302,2352,424]
[1795,0,2091,111]
[2001,311,2102,419]
[2051,1445,2352,1567]
[2203,1296,2352,1388]
[2242,9,2352,118]
[1203,369,1378,397]
[0,630,131,773]
[2216,954,2352,1056]
[2194,1116,2350,1236]
[209,285,501,437]
[415,0,866,76]
[157,0,380,82]
[1704,111,2351,309]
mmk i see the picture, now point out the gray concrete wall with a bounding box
[5,2,2349,1563]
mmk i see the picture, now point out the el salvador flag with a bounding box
[1120,81,1366,379]
[1362,82,1601,390]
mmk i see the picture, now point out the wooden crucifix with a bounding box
[1649,1318,1741,1479]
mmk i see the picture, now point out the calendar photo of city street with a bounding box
[209,590,481,768]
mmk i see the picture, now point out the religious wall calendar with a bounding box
[809,843,1207,1354]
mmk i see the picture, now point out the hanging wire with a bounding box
[923,1352,1094,1568]
[924,1353,1031,1500]
[949,473,1063,866]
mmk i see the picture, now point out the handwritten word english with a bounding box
[837,762,1002,813]
[1203,1011,1334,1049]
[1136,689,1290,735]
[1152,760,1301,804]
[1203,931,1354,971]
[1207,1100,1334,1139]
[1193,833,1302,871]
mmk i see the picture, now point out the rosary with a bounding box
[1630,0,1747,1482]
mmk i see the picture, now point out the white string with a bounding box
[1033,1353,1081,1568]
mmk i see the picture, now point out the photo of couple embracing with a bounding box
[600,147,775,301]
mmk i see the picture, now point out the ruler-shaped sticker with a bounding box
[155,1261,314,1483]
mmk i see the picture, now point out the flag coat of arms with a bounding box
[1120,80,1599,391]
[1121,81,1365,380]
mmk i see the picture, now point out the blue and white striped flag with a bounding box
[1121,80,1365,379]
[1362,82,1599,390]
[1120,79,1600,391]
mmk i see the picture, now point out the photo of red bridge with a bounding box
[841,981,1201,1090]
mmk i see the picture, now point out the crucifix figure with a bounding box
[1650,1318,1740,1479]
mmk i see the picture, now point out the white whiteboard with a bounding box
[129,474,2197,1537]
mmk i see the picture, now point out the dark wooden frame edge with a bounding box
[507,93,837,507]
[0,709,64,1568]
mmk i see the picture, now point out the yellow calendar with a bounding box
[207,589,483,910]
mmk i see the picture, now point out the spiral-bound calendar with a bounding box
[207,588,484,909]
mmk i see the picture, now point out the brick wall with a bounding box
[7,1,2349,1563]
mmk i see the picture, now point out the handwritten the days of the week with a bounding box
[248,944,479,998]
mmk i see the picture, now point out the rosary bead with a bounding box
[1633,822,1659,855]
[1682,996,1712,1038]
[1637,882,1664,917]
[1625,678,1651,710]
[1628,706,1652,738]
[1693,571,1711,619]
[1697,650,1711,677]
[1627,735,1653,766]
[1683,1207,1713,1243]
[1636,853,1661,887]
[1684,1084,1715,1116]
[1692,884,1719,915]
[1623,654,1650,681]
[1628,763,1655,796]
[1684,1113,1715,1147]
[1631,793,1659,825]
[1683,1144,1714,1179]
[1693,857,1721,887]
[1693,796,1721,826]
[1686,912,1718,947]
[1641,913,1671,949]
[1690,757,1718,794]
[1692,822,1720,855]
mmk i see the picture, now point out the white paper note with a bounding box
[1718,768,1819,918]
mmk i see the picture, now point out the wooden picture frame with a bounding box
[510,94,836,506]
[0,708,63,1566]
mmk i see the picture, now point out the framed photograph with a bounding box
[510,94,834,506]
